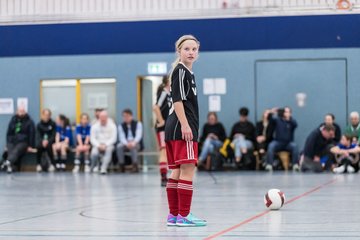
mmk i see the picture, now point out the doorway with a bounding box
[137,76,165,164]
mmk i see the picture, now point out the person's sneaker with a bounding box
[100,168,107,175]
[166,214,177,226]
[36,164,42,172]
[61,163,66,171]
[84,165,91,173]
[48,164,55,172]
[72,165,80,173]
[347,165,355,173]
[92,166,99,173]
[265,164,273,171]
[292,164,300,172]
[333,165,345,174]
[5,161,12,174]
[56,163,61,170]
[176,213,207,227]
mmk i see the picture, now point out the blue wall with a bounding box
[1,14,360,150]
[1,48,360,150]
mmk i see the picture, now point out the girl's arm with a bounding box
[55,132,60,143]
[77,134,83,146]
[85,135,90,145]
[153,105,165,127]
[174,101,192,141]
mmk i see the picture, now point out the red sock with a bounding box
[177,179,193,217]
[166,178,178,216]
[159,162,167,176]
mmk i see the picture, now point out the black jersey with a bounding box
[155,89,171,132]
[165,63,199,142]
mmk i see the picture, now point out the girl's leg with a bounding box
[60,143,67,169]
[178,163,196,217]
[159,148,168,184]
[52,144,60,169]
[167,168,180,218]
[73,147,81,172]
[233,138,242,162]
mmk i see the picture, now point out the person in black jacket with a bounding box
[300,124,335,172]
[319,113,341,144]
[36,109,56,172]
[2,107,35,173]
[255,109,273,159]
[230,107,256,163]
[265,107,299,171]
[199,112,226,164]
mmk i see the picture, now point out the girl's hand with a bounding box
[181,124,193,141]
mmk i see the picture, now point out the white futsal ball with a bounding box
[264,189,285,210]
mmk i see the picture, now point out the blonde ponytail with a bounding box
[169,35,200,83]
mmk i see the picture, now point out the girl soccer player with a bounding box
[153,76,171,186]
[53,114,72,171]
[164,35,206,227]
[73,113,91,173]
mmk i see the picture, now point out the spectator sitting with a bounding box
[2,106,35,173]
[198,112,226,165]
[331,134,360,174]
[300,124,335,173]
[320,113,341,144]
[255,109,273,161]
[344,111,360,144]
[91,108,103,126]
[230,107,256,163]
[73,113,91,173]
[52,114,72,171]
[36,108,56,172]
[265,107,299,171]
[116,109,143,173]
[90,110,117,174]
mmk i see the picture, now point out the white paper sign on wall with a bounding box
[203,78,226,95]
[209,95,221,112]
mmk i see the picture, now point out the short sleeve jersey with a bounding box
[76,124,91,143]
[155,89,171,132]
[57,125,73,145]
[165,63,199,142]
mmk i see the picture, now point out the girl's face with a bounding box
[340,136,350,146]
[81,115,89,125]
[178,40,199,66]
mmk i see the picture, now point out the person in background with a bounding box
[52,114,72,171]
[198,112,226,165]
[153,76,171,186]
[230,107,256,164]
[36,108,56,172]
[320,113,341,143]
[265,107,299,171]
[344,111,360,144]
[117,109,143,173]
[2,106,35,173]
[331,134,360,174]
[90,110,117,174]
[73,113,91,173]
[91,108,104,126]
[255,109,272,162]
[300,124,335,172]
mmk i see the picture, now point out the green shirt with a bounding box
[344,124,360,143]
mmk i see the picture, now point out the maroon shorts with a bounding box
[156,131,166,149]
[165,140,198,169]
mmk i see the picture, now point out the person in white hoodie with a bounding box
[90,110,117,174]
